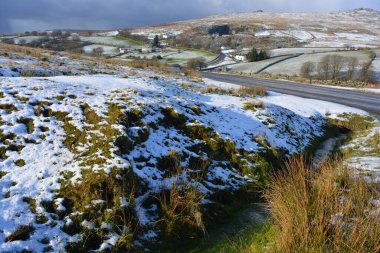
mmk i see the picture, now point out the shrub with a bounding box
[187,57,207,70]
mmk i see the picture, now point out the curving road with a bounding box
[203,72,380,115]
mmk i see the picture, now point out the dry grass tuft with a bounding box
[157,152,206,244]
[265,156,380,253]
[202,86,267,98]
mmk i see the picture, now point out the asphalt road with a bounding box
[203,72,380,115]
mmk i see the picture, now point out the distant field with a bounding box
[269,47,348,57]
[115,48,217,66]
[162,49,217,65]
[262,50,372,76]
[82,44,119,56]
[11,36,43,44]
[79,36,146,48]
[229,56,290,73]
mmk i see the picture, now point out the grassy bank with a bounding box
[202,155,380,253]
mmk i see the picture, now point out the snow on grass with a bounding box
[0,49,375,251]
[0,71,337,251]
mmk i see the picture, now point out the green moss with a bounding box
[157,151,183,176]
[7,144,25,152]
[0,171,7,179]
[17,118,35,134]
[62,121,87,153]
[55,95,66,101]
[40,200,56,214]
[115,136,134,155]
[328,113,375,131]
[243,101,265,111]
[57,168,143,252]
[0,130,16,143]
[160,107,188,129]
[185,124,216,140]
[36,215,49,224]
[0,147,8,160]
[0,104,17,113]
[50,110,70,121]
[190,106,202,115]
[15,159,26,167]
[22,197,37,213]
[81,103,102,125]
[39,126,49,132]
[5,225,35,242]
[122,108,144,127]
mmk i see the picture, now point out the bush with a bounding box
[187,57,207,70]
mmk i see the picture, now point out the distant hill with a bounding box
[130,8,380,48]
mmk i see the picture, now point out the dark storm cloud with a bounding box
[0,0,379,33]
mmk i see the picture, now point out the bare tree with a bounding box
[346,57,358,81]
[317,55,332,80]
[92,47,104,56]
[71,34,80,41]
[359,61,376,84]
[300,61,316,83]
[330,55,345,82]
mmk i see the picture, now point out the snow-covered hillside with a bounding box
[0,46,373,252]
[132,8,380,48]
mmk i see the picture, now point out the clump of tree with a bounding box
[152,35,160,47]
[300,62,316,83]
[187,57,207,70]
[246,48,269,62]
[92,47,104,56]
[301,53,376,85]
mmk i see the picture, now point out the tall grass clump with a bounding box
[202,86,267,98]
[265,156,380,253]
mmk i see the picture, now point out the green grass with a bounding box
[188,221,275,253]
[173,46,218,57]
[114,36,146,46]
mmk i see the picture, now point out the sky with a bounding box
[0,0,379,34]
